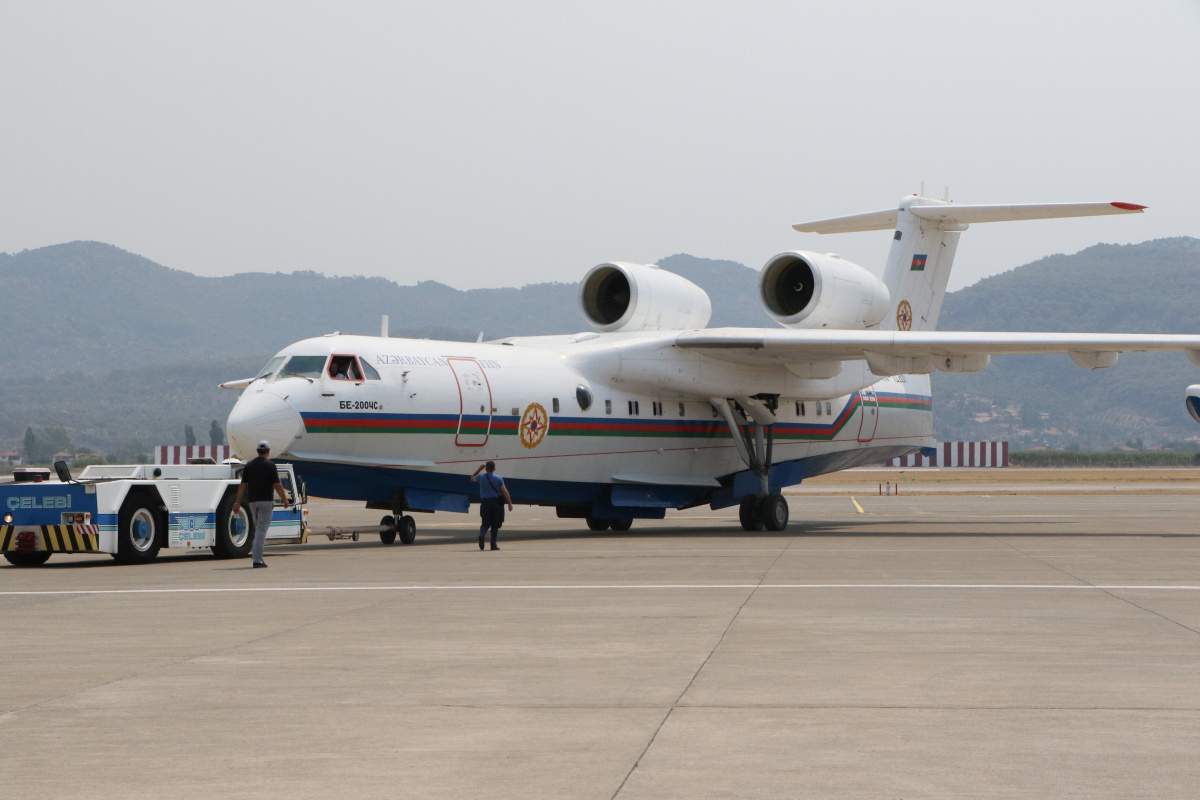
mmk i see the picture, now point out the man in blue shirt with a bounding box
[470,461,513,551]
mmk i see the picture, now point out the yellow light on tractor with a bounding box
[2,513,12,524]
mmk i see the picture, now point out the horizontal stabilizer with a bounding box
[792,208,899,233]
[794,200,1146,234]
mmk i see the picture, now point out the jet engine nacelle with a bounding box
[759,251,890,329]
[1187,384,1200,424]
[580,262,712,332]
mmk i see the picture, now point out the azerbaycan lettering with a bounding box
[376,354,501,369]
[6,495,73,511]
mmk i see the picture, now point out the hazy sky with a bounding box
[2,1,1197,291]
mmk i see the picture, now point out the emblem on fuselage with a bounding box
[896,299,913,331]
[519,402,549,449]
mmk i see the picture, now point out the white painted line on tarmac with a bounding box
[850,497,865,514]
[3,583,1200,597]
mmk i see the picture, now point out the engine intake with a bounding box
[580,262,712,332]
[760,251,890,329]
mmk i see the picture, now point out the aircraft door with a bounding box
[447,357,493,446]
[856,388,879,443]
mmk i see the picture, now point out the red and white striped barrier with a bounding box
[156,445,232,464]
[886,441,1009,468]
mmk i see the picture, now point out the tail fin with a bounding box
[793,197,1145,331]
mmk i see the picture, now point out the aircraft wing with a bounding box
[674,328,1200,371]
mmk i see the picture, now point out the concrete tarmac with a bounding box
[3,490,1200,798]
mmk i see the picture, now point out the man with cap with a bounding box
[470,460,513,551]
[232,440,291,568]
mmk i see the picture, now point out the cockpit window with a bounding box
[279,356,327,379]
[329,355,364,381]
[255,356,286,380]
[361,360,381,380]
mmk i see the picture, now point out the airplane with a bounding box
[222,195,1200,542]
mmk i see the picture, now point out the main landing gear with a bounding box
[713,395,790,533]
[738,494,789,532]
[379,514,417,545]
[586,517,633,532]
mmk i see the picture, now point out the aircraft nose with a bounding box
[227,389,304,459]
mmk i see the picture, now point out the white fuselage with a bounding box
[226,332,933,513]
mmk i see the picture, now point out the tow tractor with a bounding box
[1,460,306,566]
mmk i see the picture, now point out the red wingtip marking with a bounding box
[1111,201,1147,211]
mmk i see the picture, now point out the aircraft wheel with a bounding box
[739,497,765,532]
[586,517,611,532]
[609,518,633,532]
[4,550,52,567]
[399,515,417,545]
[759,494,789,532]
[379,515,398,545]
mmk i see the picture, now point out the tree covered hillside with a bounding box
[1,238,1197,456]
[934,238,1200,448]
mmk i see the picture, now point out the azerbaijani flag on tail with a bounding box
[910,253,928,271]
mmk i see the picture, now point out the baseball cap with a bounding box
[257,440,270,451]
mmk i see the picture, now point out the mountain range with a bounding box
[2,237,1199,456]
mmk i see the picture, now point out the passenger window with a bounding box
[329,355,363,381]
[605,399,612,415]
[678,402,685,417]
[360,360,381,380]
[825,401,832,415]
[816,403,822,417]
[552,397,560,413]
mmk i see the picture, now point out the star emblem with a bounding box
[518,403,549,449]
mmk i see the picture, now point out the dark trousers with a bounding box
[480,499,504,547]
